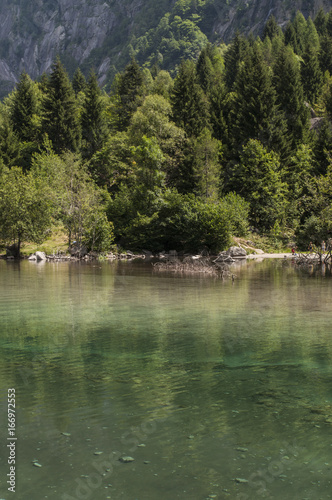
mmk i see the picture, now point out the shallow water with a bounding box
[0,258,332,500]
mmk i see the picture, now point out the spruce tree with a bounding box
[81,71,109,160]
[313,119,332,175]
[314,8,327,35]
[224,33,249,91]
[114,58,144,131]
[171,60,210,137]
[319,35,332,74]
[273,45,309,151]
[72,67,86,95]
[42,57,81,153]
[196,45,215,93]
[231,43,287,155]
[301,45,323,104]
[262,16,283,41]
[10,72,40,143]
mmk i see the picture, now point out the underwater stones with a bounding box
[119,456,135,463]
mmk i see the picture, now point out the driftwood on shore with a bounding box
[295,240,332,265]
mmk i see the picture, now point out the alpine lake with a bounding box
[1,257,332,500]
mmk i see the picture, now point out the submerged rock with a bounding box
[119,456,135,463]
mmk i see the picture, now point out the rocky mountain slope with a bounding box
[0,0,331,94]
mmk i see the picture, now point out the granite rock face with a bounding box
[0,0,329,92]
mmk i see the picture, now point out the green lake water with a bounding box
[0,258,332,500]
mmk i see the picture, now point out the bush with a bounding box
[109,188,232,252]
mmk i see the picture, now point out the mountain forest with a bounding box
[2,10,332,257]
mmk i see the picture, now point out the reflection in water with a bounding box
[0,259,332,499]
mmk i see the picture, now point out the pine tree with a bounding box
[81,71,109,160]
[171,60,210,137]
[326,10,332,37]
[231,43,287,155]
[314,8,327,35]
[10,72,40,143]
[224,33,249,91]
[72,67,86,95]
[42,57,81,153]
[262,16,283,41]
[313,119,332,175]
[233,139,287,231]
[273,45,309,151]
[319,34,332,74]
[196,44,215,93]
[304,17,320,52]
[113,58,144,131]
[284,23,299,53]
[301,45,323,104]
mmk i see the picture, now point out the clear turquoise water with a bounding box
[0,258,332,500]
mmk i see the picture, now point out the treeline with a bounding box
[2,9,332,255]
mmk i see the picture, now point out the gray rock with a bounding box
[119,456,135,463]
[35,251,47,261]
[28,254,37,261]
[142,250,153,257]
[226,246,247,258]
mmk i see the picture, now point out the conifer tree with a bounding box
[284,23,299,53]
[113,58,144,131]
[171,60,210,137]
[72,67,86,95]
[81,71,109,160]
[313,119,332,175]
[273,45,309,151]
[262,16,283,41]
[196,45,215,93]
[233,139,287,231]
[301,45,323,104]
[42,57,81,153]
[304,17,320,52]
[224,33,249,91]
[319,34,332,74]
[231,43,287,155]
[10,72,40,143]
[314,8,327,35]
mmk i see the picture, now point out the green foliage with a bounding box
[10,72,41,144]
[171,59,210,136]
[220,192,250,237]
[112,59,145,131]
[109,188,232,253]
[81,71,109,159]
[0,166,52,255]
[31,150,113,252]
[42,57,81,153]
[192,127,221,199]
[233,139,287,231]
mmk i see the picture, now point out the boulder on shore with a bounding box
[35,251,47,261]
[214,246,247,262]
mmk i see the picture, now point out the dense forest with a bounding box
[2,9,332,257]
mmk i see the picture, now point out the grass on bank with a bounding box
[1,225,298,258]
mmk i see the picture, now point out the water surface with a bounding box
[0,258,332,500]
